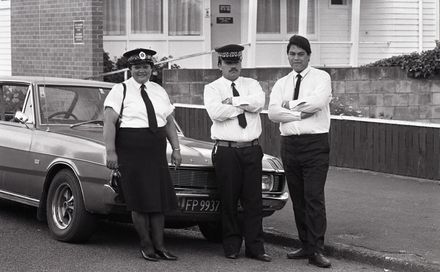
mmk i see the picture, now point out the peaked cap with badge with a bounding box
[123,48,156,66]
[215,44,244,63]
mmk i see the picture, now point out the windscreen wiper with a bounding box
[70,120,103,128]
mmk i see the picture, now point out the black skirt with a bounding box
[116,127,177,213]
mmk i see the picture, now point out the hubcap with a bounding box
[51,183,75,230]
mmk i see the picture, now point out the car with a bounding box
[0,76,288,243]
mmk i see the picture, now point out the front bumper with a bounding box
[97,185,289,221]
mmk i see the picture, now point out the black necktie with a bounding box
[140,84,158,131]
[293,74,302,100]
[231,82,247,128]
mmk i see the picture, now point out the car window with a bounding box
[39,85,110,125]
[0,83,30,121]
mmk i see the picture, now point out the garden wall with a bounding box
[163,66,440,123]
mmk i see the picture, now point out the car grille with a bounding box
[170,168,217,189]
[169,167,284,192]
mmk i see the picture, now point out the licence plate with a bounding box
[183,198,221,213]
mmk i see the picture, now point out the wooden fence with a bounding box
[174,104,440,181]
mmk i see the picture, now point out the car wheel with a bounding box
[46,169,96,243]
[198,222,223,243]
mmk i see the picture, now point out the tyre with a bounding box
[198,222,223,243]
[46,169,96,243]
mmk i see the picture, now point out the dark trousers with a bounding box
[281,133,329,253]
[212,145,265,255]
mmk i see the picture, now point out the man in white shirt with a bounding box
[268,35,332,268]
[204,44,271,262]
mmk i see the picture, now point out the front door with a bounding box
[0,83,35,201]
[210,0,241,67]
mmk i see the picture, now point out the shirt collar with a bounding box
[130,77,150,89]
[292,65,311,79]
[221,76,241,86]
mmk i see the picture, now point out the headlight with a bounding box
[261,174,274,192]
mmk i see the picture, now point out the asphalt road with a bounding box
[264,166,440,268]
[0,199,391,272]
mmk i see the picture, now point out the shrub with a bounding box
[103,52,127,83]
[364,40,440,78]
[330,96,363,117]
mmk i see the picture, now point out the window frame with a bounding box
[329,0,349,9]
[257,0,317,41]
[22,85,34,124]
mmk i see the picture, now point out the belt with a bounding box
[284,133,328,139]
[215,139,259,148]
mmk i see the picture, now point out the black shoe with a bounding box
[245,253,272,262]
[155,249,178,261]
[225,252,239,259]
[309,252,331,268]
[287,248,313,259]
[140,248,160,262]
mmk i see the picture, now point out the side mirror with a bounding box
[14,111,29,124]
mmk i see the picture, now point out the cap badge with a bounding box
[218,51,242,58]
[139,51,146,60]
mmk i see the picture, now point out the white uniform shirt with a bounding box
[104,77,174,128]
[268,66,332,136]
[204,76,265,142]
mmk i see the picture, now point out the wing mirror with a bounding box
[14,111,30,127]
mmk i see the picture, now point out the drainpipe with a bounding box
[125,0,131,53]
[298,0,308,35]
[246,0,257,68]
[350,0,361,67]
[419,0,423,52]
[437,0,440,42]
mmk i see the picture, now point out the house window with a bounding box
[103,0,126,35]
[257,0,315,35]
[286,0,299,33]
[104,0,203,36]
[131,0,163,34]
[331,0,347,5]
[257,0,280,34]
[168,0,203,36]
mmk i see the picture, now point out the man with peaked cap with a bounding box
[268,35,332,268]
[203,44,271,262]
[104,48,181,262]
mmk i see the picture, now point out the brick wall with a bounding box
[11,0,103,79]
[329,67,440,123]
[163,67,440,123]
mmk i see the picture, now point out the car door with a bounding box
[0,82,38,205]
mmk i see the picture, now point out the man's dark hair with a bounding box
[287,35,312,55]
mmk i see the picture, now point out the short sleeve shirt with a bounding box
[104,77,174,128]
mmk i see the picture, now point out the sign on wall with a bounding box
[219,5,231,13]
[73,20,84,44]
[216,17,233,24]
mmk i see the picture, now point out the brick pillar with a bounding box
[11,0,103,79]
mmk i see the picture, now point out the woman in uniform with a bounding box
[103,48,181,262]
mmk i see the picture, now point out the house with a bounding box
[103,0,440,68]
[0,0,439,78]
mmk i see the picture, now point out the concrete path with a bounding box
[264,167,440,272]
